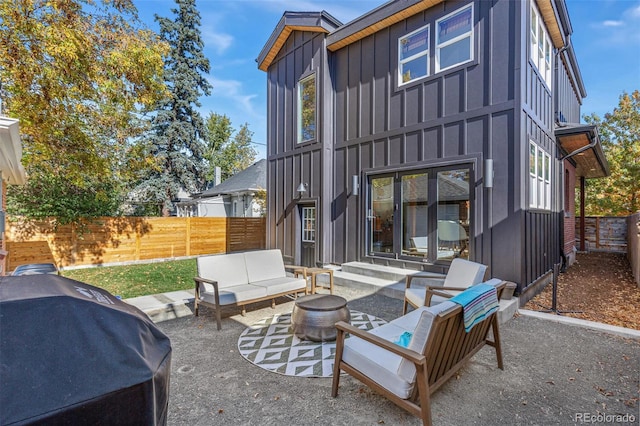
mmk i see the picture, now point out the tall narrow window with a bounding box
[399,25,429,85]
[530,5,552,88]
[301,206,316,242]
[436,4,473,72]
[297,74,316,143]
[529,140,552,210]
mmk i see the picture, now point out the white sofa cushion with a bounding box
[200,284,267,305]
[251,276,306,296]
[197,253,249,290]
[244,249,286,283]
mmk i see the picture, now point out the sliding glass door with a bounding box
[367,166,471,262]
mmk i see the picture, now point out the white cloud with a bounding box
[203,30,233,55]
[602,20,623,27]
[207,77,259,118]
[631,4,640,18]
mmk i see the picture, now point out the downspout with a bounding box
[553,34,571,272]
[553,34,572,272]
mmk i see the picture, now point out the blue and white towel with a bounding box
[449,283,499,332]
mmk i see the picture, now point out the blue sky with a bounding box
[134,0,640,160]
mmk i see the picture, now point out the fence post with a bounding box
[186,217,191,257]
[135,219,141,261]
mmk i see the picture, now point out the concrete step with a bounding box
[126,290,194,323]
[316,264,519,325]
[340,261,421,282]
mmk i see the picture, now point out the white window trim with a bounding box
[302,206,316,242]
[398,24,430,86]
[529,141,552,210]
[297,73,316,144]
[435,4,474,73]
[530,4,553,89]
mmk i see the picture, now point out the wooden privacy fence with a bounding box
[628,213,640,287]
[575,216,627,253]
[5,217,266,271]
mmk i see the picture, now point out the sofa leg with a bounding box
[215,308,222,331]
[241,305,246,316]
[271,299,276,309]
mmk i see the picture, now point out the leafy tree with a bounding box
[582,90,640,216]
[204,112,257,183]
[133,0,212,216]
[0,0,168,226]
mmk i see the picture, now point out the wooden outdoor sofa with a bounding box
[194,249,307,330]
[332,279,508,425]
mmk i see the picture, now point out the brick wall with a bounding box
[563,162,576,263]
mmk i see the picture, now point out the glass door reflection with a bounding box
[370,176,394,254]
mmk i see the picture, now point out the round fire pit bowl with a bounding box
[291,294,350,342]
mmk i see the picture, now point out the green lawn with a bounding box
[62,258,196,299]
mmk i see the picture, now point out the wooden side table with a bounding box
[305,267,334,294]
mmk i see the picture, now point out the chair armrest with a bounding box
[424,287,456,306]
[194,276,219,297]
[405,272,445,289]
[334,321,426,365]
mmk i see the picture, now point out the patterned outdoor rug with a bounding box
[237,310,387,377]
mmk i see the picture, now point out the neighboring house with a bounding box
[257,0,609,302]
[0,115,27,275]
[189,159,266,218]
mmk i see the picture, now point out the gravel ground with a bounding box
[158,287,639,425]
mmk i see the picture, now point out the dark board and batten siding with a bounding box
[263,0,583,294]
[518,0,565,294]
[266,30,327,264]
[331,0,524,280]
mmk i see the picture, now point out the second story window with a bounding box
[530,5,552,88]
[530,141,551,210]
[399,25,429,85]
[436,4,473,72]
[297,73,316,143]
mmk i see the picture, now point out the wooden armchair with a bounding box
[332,280,507,426]
[403,258,487,314]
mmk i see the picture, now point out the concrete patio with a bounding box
[127,284,639,425]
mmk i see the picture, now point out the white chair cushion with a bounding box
[405,287,427,308]
[251,276,306,296]
[342,301,457,399]
[342,323,412,399]
[442,258,487,289]
[397,301,457,382]
[244,249,286,282]
[200,284,267,305]
[197,253,249,290]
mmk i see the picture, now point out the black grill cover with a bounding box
[0,275,171,425]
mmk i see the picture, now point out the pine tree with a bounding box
[136,0,212,216]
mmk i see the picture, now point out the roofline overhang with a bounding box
[0,116,27,185]
[555,124,610,179]
[326,0,444,51]
[257,11,342,72]
[538,0,587,98]
[257,0,587,101]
